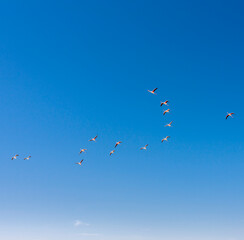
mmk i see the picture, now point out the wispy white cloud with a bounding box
[74,220,90,227]
[78,233,100,237]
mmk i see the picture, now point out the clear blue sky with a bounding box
[1,0,244,239]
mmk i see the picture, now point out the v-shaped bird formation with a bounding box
[10,88,235,166]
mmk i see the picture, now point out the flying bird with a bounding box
[24,156,31,160]
[75,159,84,165]
[140,144,149,150]
[115,141,122,148]
[163,109,170,115]
[161,136,170,142]
[89,135,98,142]
[79,149,87,154]
[160,100,169,106]
[148,88,158,95]
[110,150,115,156]
[165,121,173,127]
[226,112,234,119]
[11,154,19,160]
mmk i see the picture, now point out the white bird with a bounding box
[160,100,169,106]
[11,154,19,160]
[79,149,87,154]
[24,156,31,160]
[89,135,98,142]
[140,144,149,150]
[75,159,84,165]
[148,88,158,95]
[161,136,170,142]
[115,141,122,148]
[110,150,115,156]
[163,109,170,115]
[165,121,173,127]
[226,112,234,119]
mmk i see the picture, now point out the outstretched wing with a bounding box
[152,88,158,93]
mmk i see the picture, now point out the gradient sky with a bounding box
[1,0,244,239]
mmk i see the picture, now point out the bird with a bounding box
[163,109,170,115]
[226,112,234,119]
[161,136,170,142]
[140,144,149,150]
[110,150,115,156]
[148,88,158,95]
[89,135,98,142]
[79,149,87,154]
[165,121,173,127]
[160,100,169,106]
[24,156,31,160]
[11,154,19,160]
[75,159,84,165]
[115,141,122,148]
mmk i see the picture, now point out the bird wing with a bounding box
[152,88,158,92]
[226,113,234,119]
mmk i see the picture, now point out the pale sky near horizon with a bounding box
[0,0,244,239]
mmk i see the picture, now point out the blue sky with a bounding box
[0,0,244,239]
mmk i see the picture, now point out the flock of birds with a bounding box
[11,88,235,165]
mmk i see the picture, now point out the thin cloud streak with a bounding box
[74,220,90,227]
[78,232,100,237]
